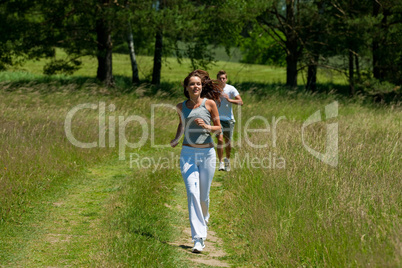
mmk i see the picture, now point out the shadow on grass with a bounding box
[0,73,183,97]
[178,245,192,250]
[0,72,400,105]
[233,81,401,105]
[0,74,99,93]
[234,81,352,97]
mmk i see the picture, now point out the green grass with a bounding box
[2,161,124,266]
[0,56,400,266]
[104,153,190,267]
[0,83,191,265]
[8,49,348,85]
[211,94,401,266]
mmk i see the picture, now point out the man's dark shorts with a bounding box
[218,120,235,140]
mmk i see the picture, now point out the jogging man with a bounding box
[216,70,243,171]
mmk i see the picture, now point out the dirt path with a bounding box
[8,158,230,267]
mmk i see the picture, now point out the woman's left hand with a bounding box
[170,138,179,148]
[194,118,208,130]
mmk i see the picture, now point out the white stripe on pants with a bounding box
[180,146,216,240]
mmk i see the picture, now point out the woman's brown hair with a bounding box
[183,69,223,104]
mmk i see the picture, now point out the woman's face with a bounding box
[186,76,202,98]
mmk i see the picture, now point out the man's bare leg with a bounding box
[217,134,225,170]
[224,137,232,171]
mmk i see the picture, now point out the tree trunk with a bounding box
[305,1,325,92]
[127,22,140,84]
[286,53,298,88]
[152,29,163,85]
[373,40,381,79]
[348,50,355,96]
[96,15,114,86]
[373,2,390,81]
[306,53,319,92]
[372,1,381,80]
[285,0,299,88]
[307,64,317,92]
[373,1,382,79]
[355,54,361,82]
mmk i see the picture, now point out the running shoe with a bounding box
[219,161,225,171]
[224,158,231,171]
[192,238,205,253]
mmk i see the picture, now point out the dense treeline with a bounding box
[1,0,401,94]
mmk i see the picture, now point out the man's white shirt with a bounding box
[218,84,239,121]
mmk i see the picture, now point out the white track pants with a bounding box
[180,146,216,240]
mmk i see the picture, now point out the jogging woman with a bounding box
[170,70,222,253]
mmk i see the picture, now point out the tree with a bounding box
[0,0,55,70]
[239,26,286,67]
[255,0,308,88]
[114,0,155,84]
[127,20,140,84]
[302,1,327,92]
[151,0,164,85]
[9,0,124,86]
[323,0,376,95]
[202,0,272,64]
[96,0,115,86]
[122,0,207,85]
[373,0,402,84]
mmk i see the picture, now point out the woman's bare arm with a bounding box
[170,103,184,148]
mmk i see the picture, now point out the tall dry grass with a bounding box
[213,94,401,266]
[0,71,399,266]
[0,79,169,223]
[0,76,190,265]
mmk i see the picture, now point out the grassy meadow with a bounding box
[11,50,349,85]
[0,53,400,266]
[212,94,401,266]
